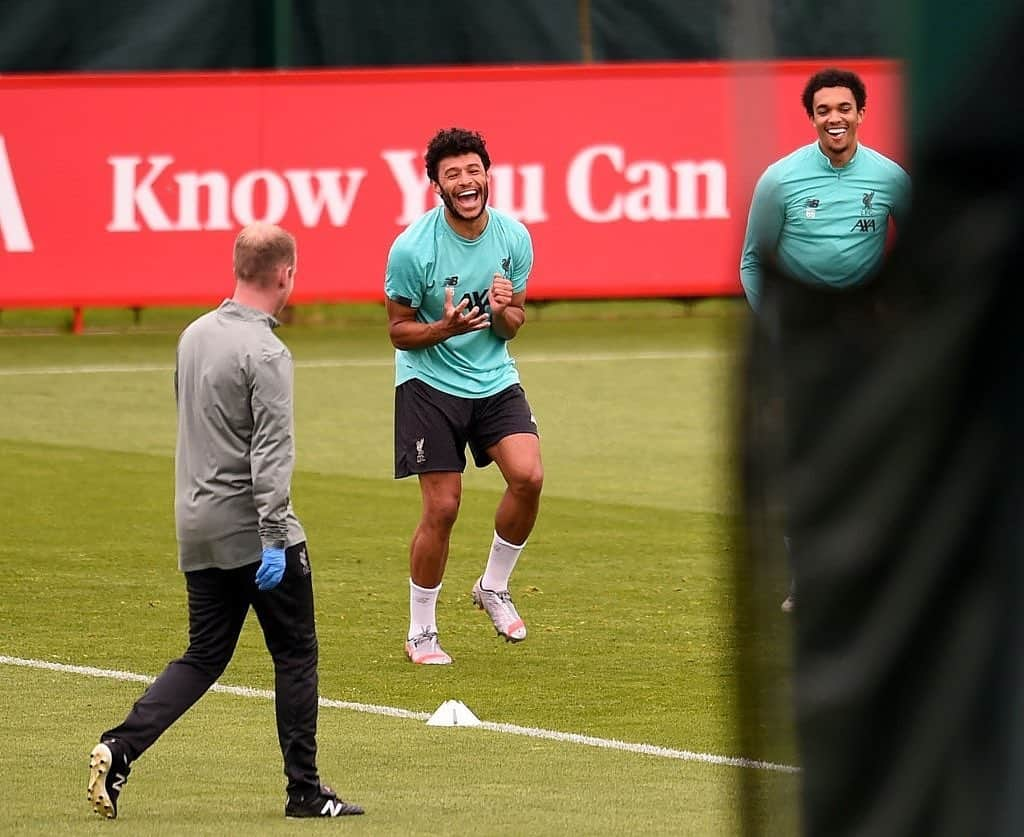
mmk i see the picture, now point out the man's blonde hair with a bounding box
[233,223,296,286]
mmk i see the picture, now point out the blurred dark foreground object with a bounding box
[740,4,1024,833]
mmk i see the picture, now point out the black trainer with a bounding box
[286,784,364,818]
[87,739,131,819]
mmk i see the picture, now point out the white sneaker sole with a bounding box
[404,641,452,665]
[87,743,116,819]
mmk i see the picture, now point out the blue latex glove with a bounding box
[255,547,286,591]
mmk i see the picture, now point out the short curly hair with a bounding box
[802,68,867,116]
[424,127,491,184]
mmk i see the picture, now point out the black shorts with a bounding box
[394,379,539,478]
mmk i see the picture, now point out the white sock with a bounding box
[481,531,526,591]
[408,579,441,640]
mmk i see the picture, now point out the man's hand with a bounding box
[489,273,514,319]
[255,546,286,591]
[438,286,489,337]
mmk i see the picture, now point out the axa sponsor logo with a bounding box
[459,289,490,311]
[0,136,33,253]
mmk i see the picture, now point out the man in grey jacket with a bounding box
[87,223,363,821]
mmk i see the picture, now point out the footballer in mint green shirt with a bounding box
[740,69,911,310]
[739,68,912,616]
[384,128,543,666]
[385,203,532,397]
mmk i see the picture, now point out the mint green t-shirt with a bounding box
[740,142,911,310]
[385,206,534,398]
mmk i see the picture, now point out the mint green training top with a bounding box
[740,141,911,309]
[385,206,533,398]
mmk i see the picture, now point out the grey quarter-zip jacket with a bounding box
[173,299,306,572]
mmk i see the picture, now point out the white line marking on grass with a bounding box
[0,363,177,376]
[0,350,729,377]
[0,654,797,774]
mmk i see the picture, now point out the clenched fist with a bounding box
[489,273,514,317]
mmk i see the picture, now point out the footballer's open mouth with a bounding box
[826,126,848,139]
[456,188,480,207]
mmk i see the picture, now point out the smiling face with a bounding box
[811,86,864,166]
[433,152,490,235]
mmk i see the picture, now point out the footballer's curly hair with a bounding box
[801,68,867,116]
[424,127,491,184]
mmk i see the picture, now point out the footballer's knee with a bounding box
[509,464,544,500]
[424,493,461,531]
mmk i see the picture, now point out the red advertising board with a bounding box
[0,60,904,308]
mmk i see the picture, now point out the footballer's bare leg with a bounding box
[405,471,461,664]
[489,433,544,545]
[471,434,543,642]
[411,471,462,587]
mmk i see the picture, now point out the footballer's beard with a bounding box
[440,182,489,222]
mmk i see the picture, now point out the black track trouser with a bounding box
[102,543,320,797]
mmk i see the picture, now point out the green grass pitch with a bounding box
[0,300,798,835]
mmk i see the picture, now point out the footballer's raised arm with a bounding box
[386,288,490,350]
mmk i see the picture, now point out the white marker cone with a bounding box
[426,699,481,727]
